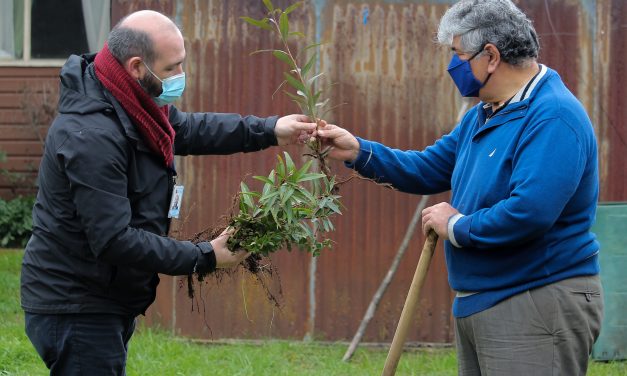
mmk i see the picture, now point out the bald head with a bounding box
[107,10,183,66]
[106,10,186,88]
[119,10,180,41]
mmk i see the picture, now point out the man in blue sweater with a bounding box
[318,0,602,374]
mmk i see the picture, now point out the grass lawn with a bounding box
[2,249,625,375]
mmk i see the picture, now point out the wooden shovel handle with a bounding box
[381,230,439,376]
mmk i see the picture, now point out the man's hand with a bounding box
[316,123,360,162]
[275,114,318,146]
[421,202,459,240]
[210,228,250,269]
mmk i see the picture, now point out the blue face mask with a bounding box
[446,49,491,97]
[143,62,186,107]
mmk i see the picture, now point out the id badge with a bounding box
[168,185,184,219]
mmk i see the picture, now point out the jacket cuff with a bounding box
[344,138,373,170]
[193,241,217,275]
[264,116,279,146]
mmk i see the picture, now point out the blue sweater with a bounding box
[348,67,600,317]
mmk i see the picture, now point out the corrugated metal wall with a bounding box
[0,0,610,344]
[598,0,626,200]
[314,1,458,343]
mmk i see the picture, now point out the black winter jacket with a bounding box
[20,54,278,316]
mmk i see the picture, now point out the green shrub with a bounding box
[0,196,35,248]
[228,152,340,257]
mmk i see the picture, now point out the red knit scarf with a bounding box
[94,43,174,167]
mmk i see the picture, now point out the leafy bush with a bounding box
[0,196,35,248]
[228,152,340,257]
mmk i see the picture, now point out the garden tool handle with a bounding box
[381,230,439,376]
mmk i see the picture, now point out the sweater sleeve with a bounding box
[169,105,278,155]
[453,118,587,248]
[345,126,460,195]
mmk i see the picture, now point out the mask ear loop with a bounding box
[470,43,492,88]
[142,61,164,83]
[468,43,488,61]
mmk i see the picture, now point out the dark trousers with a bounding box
[455,275,603,376]
[25,312,137,376]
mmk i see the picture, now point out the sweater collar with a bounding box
[481,64,548,119]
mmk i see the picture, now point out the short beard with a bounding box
[138,73,163,98]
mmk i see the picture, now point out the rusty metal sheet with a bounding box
[316,1,457,343]
[519,0,592,105]
[141,275,175,332]
[597,0,626,201]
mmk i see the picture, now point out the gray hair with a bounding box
[107,20,156,65]
[437,0,539,66]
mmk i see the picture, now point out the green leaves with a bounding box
[241,16,273,31]
[263,0,274,12]
[283,72,306,93]
[227,151,340,257]
[238,182,260,215]
[284,151,296,174]
[0,196,35,248]
[279,12,289,39]
[284,2,302,15]
[301,53,317,77]
[243,1,330,123]
[272,50,294,68]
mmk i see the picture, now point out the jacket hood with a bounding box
[58,53,112,115]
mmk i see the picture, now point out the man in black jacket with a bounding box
[21,10,316,375]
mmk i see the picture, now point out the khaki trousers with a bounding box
[455,275,603,376]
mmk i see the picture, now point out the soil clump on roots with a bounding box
[185,225,283,310]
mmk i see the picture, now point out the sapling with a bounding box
[189,1,341,300]
[242,0,337,177]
